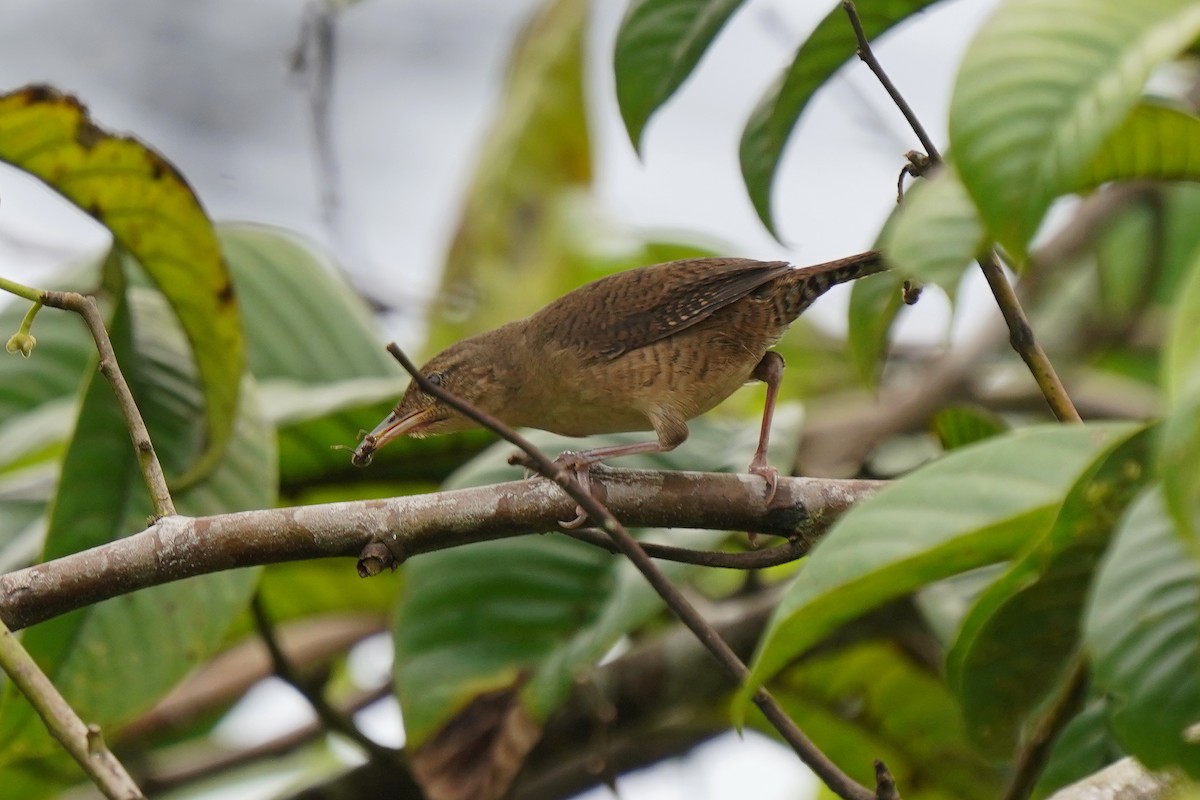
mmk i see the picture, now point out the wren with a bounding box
[354,250,887,500]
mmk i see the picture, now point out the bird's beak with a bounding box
[352,407,439,466]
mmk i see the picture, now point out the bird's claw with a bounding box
[557,456,594,528]
[749,463,779,504]
[507,449,601,528]
[559,506,590,529]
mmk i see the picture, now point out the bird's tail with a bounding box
[780,250,888,319]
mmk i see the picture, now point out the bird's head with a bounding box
[352,334,513,466]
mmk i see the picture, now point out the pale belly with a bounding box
[513,330,774,437]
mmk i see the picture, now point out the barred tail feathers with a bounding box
[779,250,888,319]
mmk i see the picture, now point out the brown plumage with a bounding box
[354,250,886,500]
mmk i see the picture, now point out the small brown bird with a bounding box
[354,250,886,502]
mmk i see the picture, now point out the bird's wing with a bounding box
[535,258,792,361]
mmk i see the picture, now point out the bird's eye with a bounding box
[427,372,444,387]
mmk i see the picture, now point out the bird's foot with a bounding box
[506,450,600,528]
[748,461,779,505]
[552,451,596,529]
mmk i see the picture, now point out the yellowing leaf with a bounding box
[0,85,243,482]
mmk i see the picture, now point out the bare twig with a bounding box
[1003,657,1090,800]
[562,528,809,569]
[385,342,877,800]
[841,0,1081,425]
[0,618,144,799]
[291,0,342,236]
[842,1,941,163]
[976,251,1081,422]
[0,470,876,632]
[250,595,398,764]
[0,277,176,517]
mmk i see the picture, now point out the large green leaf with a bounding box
[769,641,1002,800]
[736,422,1139,717]
[215,223,442,490]
[1085,487,1200,776]
[0,284,274,763]
[1161,241,1200,539]
[218,224,394,384]
[740,0,945,236]
[946,428,1151,755]
[847,270,905,389]
[0,85,244,479]
[0,270,97,551]
[878,165,984,295]
[949,0,1200,258]
[431,0,591,351]
[1071,101,1200,191]
[613,0,747,152]
[394,419,770,748]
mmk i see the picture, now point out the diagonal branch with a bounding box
[841,0,1081,425]
[384,343,880,800]
[0,617,144,799]
[0,276,176,516]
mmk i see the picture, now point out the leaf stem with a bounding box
[41,288,175,516]
[841,0,1080,424]
[0,617,144,799]
[385,342,880,800]
[0,274,45,303]
[1003,656,1089,800]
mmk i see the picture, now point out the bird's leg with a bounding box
[748,351,785,503]
[553,410,689,529]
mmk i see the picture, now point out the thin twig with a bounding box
[250,594,398,765]
[1003,657,1090,800]
[0,617,144,799]
[562,528,808,569]
[385,343,877,800]
[841,0,1081,425]
[0,276,176,516]
[976,252,1081,422]
[842,1,941,163]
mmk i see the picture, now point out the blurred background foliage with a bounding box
[2,0,1200,799]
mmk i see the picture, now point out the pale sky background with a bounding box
[0,0,997,797]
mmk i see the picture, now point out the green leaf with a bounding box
[613,0,747,152]
[930,405,1009,451]
[394,423,743,748]
[0,284,273,763]
[736,422,1140,719]
[1072,101,1200,191]
[847,270,904,389]
[0,85,244,480]
[1031,696,1122,799]
[740,0,945,235]
[878,166,984,294]
[1085,486,1200,776]
[1164,239,1200,405]
[432,0,591,351]
[949,0,1200,258]
[769,641,1003,800]
[946,428,1151,755]
[218,224,395,384]
[1161,241,1200,538]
